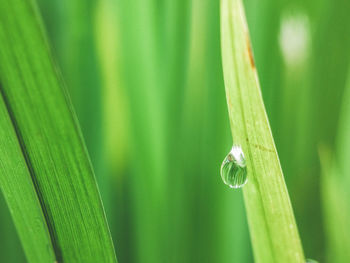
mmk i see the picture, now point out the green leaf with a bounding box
[0,0,117,262]
[0,90,56,262]
[220,0,305,262]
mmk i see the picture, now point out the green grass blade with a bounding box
[0,196,26,262]
[37,0,105,181]
[220,0,304,262]
[0,92,56,263]
[0,0,117,262]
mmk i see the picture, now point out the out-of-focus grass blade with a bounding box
[320,71,350,263]
[115,0,167,261]
[0,0,117,262]
[95,0,128,177]
[94,0,132,261]
[275,10,322,258]
[312,3,350,260]
[220,0,304,262]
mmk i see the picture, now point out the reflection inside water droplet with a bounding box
[305,259,318,263]
[220,145,247,189]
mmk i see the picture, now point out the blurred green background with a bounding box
[1,0,350,262]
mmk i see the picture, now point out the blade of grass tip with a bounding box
[0,91,55,263]
[320,70,350,263]
[220,0,305,262]
[0,0,117,262]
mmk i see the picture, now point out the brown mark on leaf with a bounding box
[246,138,274,153]
[227,94,233,110]
[246,34,255,69]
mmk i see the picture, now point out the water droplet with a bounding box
[306,259,318,263]
[220,145,247,188]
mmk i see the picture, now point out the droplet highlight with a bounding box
[220,145,247,188]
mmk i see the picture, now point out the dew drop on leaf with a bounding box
[220,145,247,189]
[305,259,318,263]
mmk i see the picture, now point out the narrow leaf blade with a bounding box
[220,0,304,262]
[0,0,117,262]
[0,90,56,263]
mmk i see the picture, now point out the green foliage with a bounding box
[0,0,349,262]
[0,0,116,262]
[220,0,304,261]
[0,90,55,262]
